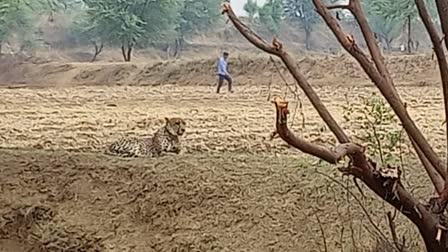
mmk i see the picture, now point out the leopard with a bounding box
[105,117,186,158]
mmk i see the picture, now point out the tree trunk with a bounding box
[386,38,393,51]
[127,46,132,62]
[173,38,185,59]
[305,27,311,50]
[91,42,103,62]
[121,44,133,62]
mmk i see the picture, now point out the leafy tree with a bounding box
[243,0,259,22]
[176,0,222,54]
[0,0,84,54]
[283,0,320,50]
[0,1,39,54]
[70,12,106,61]
[258,0,283,35]
[361,2,401,51]
[80,0,182,62]
[370,0,437,53]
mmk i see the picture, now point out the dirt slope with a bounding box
[0,53,441,88]
[0,148,430,252]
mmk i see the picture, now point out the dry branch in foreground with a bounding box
[222,1,448,250]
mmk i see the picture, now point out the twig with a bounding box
[316,171,398,251]
[387,211,406,251]
[266,72,273,101]
[313,209,329,252]
[269,56,299,98]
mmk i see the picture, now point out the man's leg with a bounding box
[217,75,224,93]
[225,75,233,92]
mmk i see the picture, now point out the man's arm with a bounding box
[223,59,230,76]
[217,58,224,74]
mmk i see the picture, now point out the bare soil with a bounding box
[0,53,441,88]
[0,53,445,251]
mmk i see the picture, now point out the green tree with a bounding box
[258,0,283,35]
[176,0,222,54]
[0,1,39,54]
[370,0,437,53]
[283,0,320,50]
[369,15,401,51]
[359,1,401,51]
[80,0,182,62]
[70,12,106,62]
[243,0,259,22]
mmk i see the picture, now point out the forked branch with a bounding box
[312,0,447,184]
[415,0,448,196]
[271,96,444,251]
[222,2,448,250]
[271,97,445,252]
[222,3,350,144]
[271,96,363,164]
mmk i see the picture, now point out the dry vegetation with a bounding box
[0,51,446,251]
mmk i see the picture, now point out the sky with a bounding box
[230,0,266,16]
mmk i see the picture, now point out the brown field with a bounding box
[0,53,446,251]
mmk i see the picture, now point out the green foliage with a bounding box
[365,0,437,52]
[0,0,83,51]
[368,0,437,25]
[69,11,104,46]
[79,0,182,48]
[0,1,39,49]
[342,93,407,165]
[370,0,416,22]
[243,0,259,22]
[178,0,222,38]
[366,13,401,50]
[258,0,283,35]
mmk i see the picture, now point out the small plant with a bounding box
[342,93,407,165]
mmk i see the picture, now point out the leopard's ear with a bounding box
[164,117,170,124]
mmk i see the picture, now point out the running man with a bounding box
[217,52,233,93]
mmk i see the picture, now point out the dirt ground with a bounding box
[0,53,445,251]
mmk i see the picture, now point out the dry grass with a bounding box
[0,55,446,251]
[0,84,444,154]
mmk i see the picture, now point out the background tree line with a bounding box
[0,0,224,61]
[245,0,440,52]
[0,0,442,61]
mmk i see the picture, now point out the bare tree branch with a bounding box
[326,4,350,10]
[435,1,448,54]
[272,96,363,163]
[223,3,350,144]
[348,0,395,87]
[272,97,444,251]
[221,4,280,56]
[415,0,448,197]
[312,0,447,182]
[411,137,444,194]
[222,3,448,250]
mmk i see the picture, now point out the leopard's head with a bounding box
[164,117,186,136]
